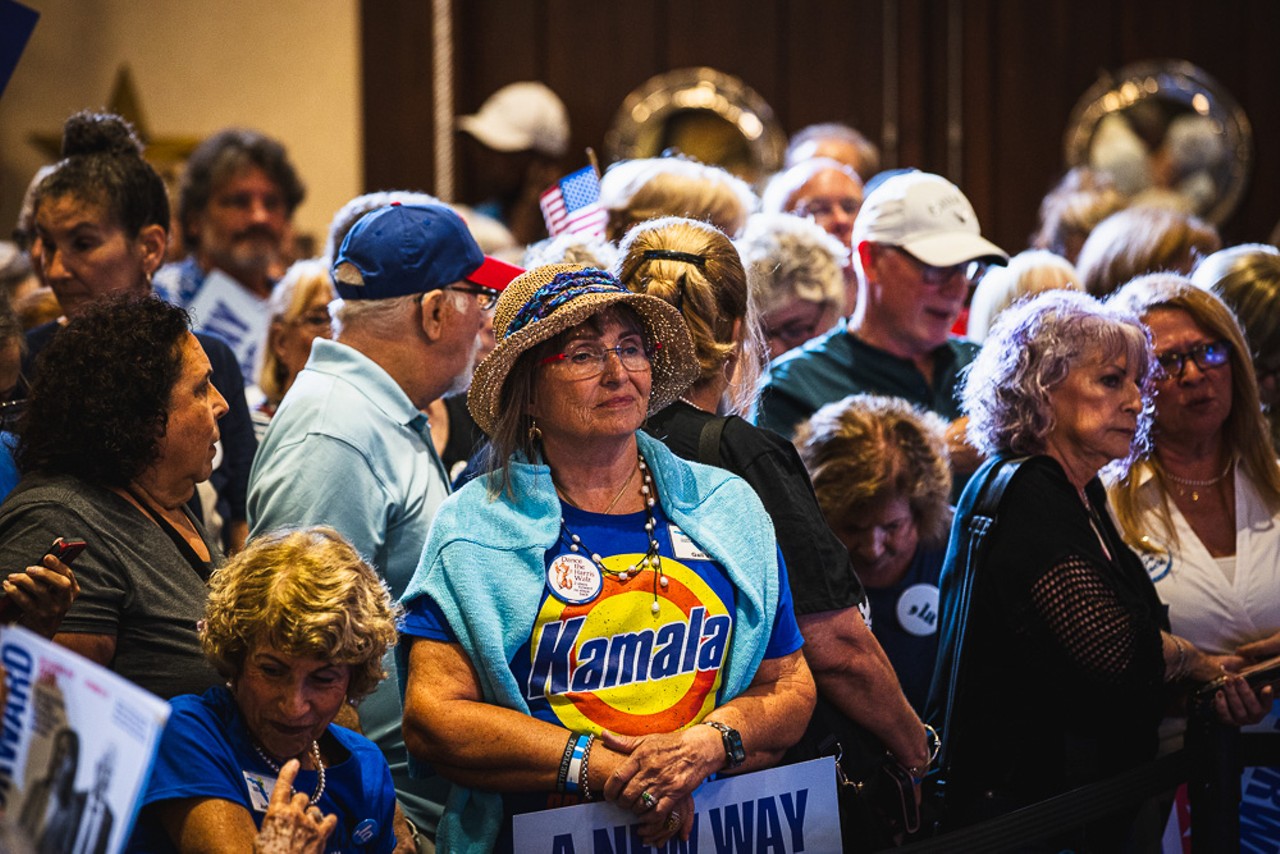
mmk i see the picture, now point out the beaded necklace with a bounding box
[557,453,668,614]
[253,739,326,804]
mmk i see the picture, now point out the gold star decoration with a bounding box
[28,64,202,178]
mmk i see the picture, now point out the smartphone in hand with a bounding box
[45,537,87,565]
[0,536,87,623]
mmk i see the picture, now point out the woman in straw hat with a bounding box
[399,264,815,853]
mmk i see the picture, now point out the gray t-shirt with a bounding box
[0,472,221,699]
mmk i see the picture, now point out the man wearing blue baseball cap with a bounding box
[247,202,522,847]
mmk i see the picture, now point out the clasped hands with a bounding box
[599,726,723,848]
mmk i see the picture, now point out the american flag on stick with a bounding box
[540,165,608,239]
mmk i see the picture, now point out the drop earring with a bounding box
[528,418,542,444]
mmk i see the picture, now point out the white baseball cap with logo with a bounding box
[457,81,570,158]
[852,171,1008,267]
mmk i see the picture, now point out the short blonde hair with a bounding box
[600,158,757,241]
[966,250,1082,342]
[736,212,846,319]
[794,394,953,548]
[259,259,334,405]
[201,527,400,701]
[616,216,762,415]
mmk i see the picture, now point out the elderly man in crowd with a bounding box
[247,202,521,846]
[753,171,1007,485]
[156,128,306,381]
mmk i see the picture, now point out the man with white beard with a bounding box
[247,202,520,846]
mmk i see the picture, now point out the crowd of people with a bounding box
[0,85,1277,854]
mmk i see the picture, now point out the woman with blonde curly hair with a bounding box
[130,526,404,853]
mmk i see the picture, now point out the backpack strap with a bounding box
[696,415,735,468]
[935,456,1029,778]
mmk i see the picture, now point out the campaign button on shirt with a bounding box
[1141,550,1173,583]
[896,583,939,637]
[547,553,604,604]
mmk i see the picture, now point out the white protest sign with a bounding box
[514,756,840,854]
[186,268,269,385]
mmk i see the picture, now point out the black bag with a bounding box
[925,456,1028,834]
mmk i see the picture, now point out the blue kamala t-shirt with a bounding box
[404,500,803,737]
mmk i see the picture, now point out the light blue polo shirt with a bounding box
[247,336,451,838]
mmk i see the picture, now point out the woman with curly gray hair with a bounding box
[130,526,403,853]
[929,289,1267,849]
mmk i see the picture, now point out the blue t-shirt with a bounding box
[127,687,397,854]
[863,546,944,714]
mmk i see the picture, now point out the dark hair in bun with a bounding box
[35,110,169,239]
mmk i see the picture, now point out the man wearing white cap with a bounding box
[248,203,522,848]
[457,81,569,245]
[754,171,1007,476]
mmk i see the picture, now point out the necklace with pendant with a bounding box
[253,739,326,804]
[1166,459,1232,502]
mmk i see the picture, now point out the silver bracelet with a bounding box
[579,734,596,801]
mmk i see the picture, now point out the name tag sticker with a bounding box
[669,526,710,561]
[243,770,276,812]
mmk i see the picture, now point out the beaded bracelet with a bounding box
[579,734,597,801]
[556,732,577,793]
[564,734,590,795]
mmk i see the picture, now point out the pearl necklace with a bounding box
[1166,459,1232,502]
[558,453,668,614]
[254,739,326,805]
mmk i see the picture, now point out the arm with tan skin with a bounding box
[53,631,116,667]
[156,760,336,854]
[1162,631,1273,726]
[7,553,80,638]
[402,638,632,792]
[797,606,931,770]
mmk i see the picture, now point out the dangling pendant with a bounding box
[1190,489,1200,502]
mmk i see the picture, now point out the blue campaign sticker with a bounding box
[1141,550,1173,582]
[353,818,378,844]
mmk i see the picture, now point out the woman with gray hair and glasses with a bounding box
[929,289,1267,849]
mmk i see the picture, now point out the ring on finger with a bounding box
[665,811,681,831]
[640,791,657,810]
[306,805,323,821]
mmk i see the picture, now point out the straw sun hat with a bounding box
[467,264,698,436]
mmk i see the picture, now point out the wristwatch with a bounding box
[702,721,745,769]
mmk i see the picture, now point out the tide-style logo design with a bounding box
[528,553,733,735]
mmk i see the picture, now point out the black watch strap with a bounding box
[702,720,745,769]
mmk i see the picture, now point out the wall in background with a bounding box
[0,0,362,250]
[364,0,1280,252]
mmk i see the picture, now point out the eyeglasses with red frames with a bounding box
[540,341,660,380]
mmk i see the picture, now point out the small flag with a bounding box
[540,166,608,239]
